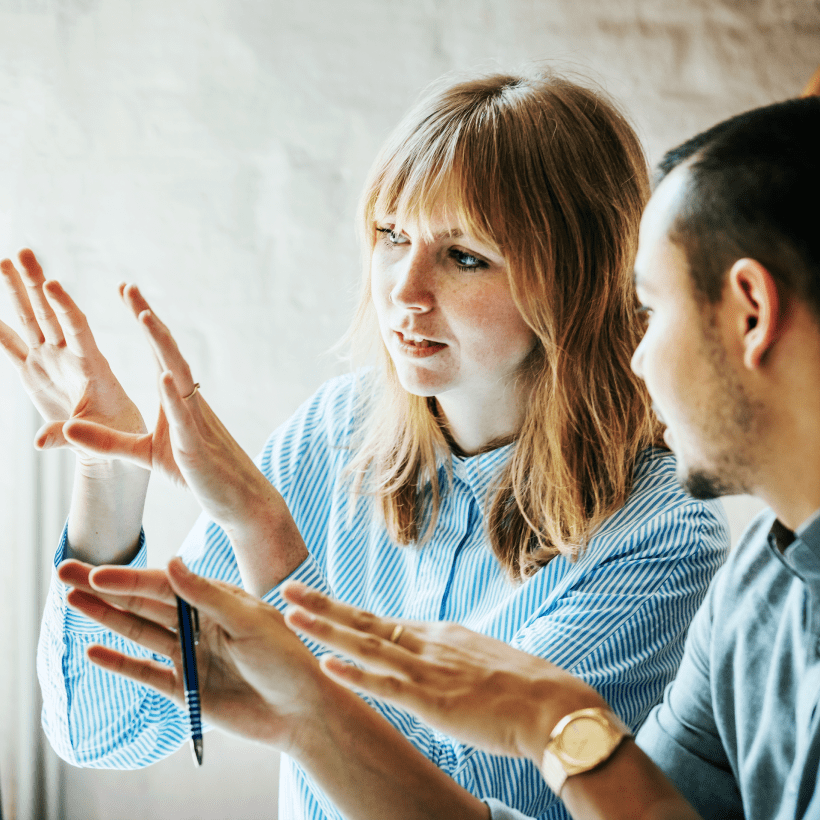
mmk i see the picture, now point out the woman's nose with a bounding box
[390,252,434,312]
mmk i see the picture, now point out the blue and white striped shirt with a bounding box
[38,373,729,819]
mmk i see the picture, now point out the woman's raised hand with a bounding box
[0,249,146,458]
[64,285,308,595]
[281,582,608,767]
[60,557,323,751]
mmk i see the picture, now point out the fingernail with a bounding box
[283,580,308,597]
[288,607,316,627]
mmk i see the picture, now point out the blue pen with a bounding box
[176,595,203,766]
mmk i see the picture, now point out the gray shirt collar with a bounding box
[767,511,820,588]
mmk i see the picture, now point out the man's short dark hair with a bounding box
[657,97,820,317]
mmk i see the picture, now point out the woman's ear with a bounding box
[726,258,781,370]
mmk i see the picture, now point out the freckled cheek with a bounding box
[369,265,394,322]
[450,293,535,366]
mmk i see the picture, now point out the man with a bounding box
[58,95,819,820]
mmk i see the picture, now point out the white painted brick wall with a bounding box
[0,1,815,817]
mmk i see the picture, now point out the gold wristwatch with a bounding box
[540,707,632,796]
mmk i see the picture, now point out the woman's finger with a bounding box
[0,315,29,366]
[41,279,102,361]
[58,560,178,627]
[57,559,177,629]
[119,283,162,371]
[281,581,417,650]
[119,282,152,320]
[86,644,179,700]
[17,249,65,346]
[157,370,198,453]
[285,605,422,674]
[165,557,268,637]
[0,256,44,347]
[57,558,95,593]
[137,306,197,397]
[34,420,70,450]
[63,419,153,468]
[67,589,180,658]
[319,655,432,712]
[88,564,176,605]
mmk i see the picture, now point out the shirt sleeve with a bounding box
[636,570,744,819]
[37,376,356,769]
[38,525,191,768]
[483,798,538,820]
[356,496,728,819]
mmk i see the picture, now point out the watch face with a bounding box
[557,715,611,764]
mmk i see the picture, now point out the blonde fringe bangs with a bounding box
[346,72,663,579]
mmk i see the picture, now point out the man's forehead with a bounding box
[635,165,692,289]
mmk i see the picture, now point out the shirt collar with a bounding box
[438,443,514,507]
[768,511,820,587]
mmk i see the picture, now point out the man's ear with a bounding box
[725,258,781,370]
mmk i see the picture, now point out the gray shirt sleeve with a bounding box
[635,581,743,819]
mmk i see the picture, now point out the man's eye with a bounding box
[376,227,408,245]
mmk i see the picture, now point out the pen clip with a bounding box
[192,606,200,644]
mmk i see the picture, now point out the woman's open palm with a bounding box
[59,557,320,751]
[0,249,146,459]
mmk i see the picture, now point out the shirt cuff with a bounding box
[261,551,331,612]
[261,552,332,657]
[482,798,537,820]
[54,524,148,634]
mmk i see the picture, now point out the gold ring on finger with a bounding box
[182,383,201,401]
[388,624,405,645]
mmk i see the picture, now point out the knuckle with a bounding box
[433,691,452,712]
[357,634,383,658]
[352,610,378,632]
[383,675,405,696]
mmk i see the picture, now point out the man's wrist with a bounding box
[540,706,632,795]
[519,676,610,765]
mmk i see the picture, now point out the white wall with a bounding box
[0,0,815,817]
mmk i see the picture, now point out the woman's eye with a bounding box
[376,227,408,246]
[450,249,488,271]
[636,304,653,326]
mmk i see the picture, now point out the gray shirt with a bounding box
[637,508,820,819]
[488,508,820,820]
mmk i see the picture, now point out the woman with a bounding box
[2,70,727,819]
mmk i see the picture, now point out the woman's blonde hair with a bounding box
[347,70,663,579]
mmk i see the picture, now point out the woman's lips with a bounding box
[393,331,447,358]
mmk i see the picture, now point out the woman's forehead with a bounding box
[372,186,500,245]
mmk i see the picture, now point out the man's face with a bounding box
[631,167,760,499]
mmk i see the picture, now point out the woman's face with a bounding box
[370,209,537,407]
